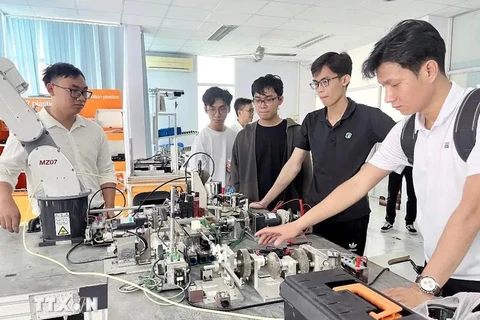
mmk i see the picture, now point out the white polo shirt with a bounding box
[0,107,117,212]
[369,82,480,280]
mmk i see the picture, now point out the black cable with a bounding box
[87,186,127,221]
[182,151,216,188]
[133,176,186,216]
[66,241,117,265]
[368,267,390,286]
[125,230,148,256]
[186,297,282,311]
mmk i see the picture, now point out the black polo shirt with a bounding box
[295,98,395,223]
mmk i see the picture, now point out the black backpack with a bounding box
[401,88,480,165]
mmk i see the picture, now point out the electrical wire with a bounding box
[87,185,127,220]
[368,267,390,286]
[133,176,186,216]
[182,151,216,186]
[20,175,283,320]
[66,241,117,265]
[125,230,148,256]
[186,298,283,312]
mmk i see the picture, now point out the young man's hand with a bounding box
[0,198,21,233]
[250,201,267,209]
[255,221,303,246]
[105,211,117,219]
[383,285,433,308]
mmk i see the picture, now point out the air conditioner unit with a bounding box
[146,56,194,72]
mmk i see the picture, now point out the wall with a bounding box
[145,57,315,142]
[235,59,302,121]
[298,63,317,122]
[146,57,198,151]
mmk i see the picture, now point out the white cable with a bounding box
[19,174,283,320]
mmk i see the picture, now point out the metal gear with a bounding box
[291,248,310,274]
[236,249,252,279]
[266,252,282,279]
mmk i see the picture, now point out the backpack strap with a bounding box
[401,114,418,165]
[454,88,480,162]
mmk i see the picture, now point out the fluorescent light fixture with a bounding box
[295,34,333,49]
[207,25,239,41]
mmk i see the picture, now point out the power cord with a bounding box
[186,298,283,312]
[368,267,390,286]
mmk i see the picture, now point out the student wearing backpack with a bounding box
[256,19,480,307]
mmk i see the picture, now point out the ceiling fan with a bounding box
[226,45,297,62]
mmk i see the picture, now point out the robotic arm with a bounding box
[0,57,82,197]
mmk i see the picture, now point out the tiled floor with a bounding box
[365,198,425,282]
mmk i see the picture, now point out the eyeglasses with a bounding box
[206,105,229,114]
[309,76,340,90]
[243,108,255,114]
[253,96,278,106]
[52,83,93,99]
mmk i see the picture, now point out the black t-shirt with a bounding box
[294,98,395,222]
[256,120,287,210]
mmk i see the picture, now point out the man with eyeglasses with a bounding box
[0,62,117,233]
[231,74,312,212]
[190,86,237,187]
[251,53,395,255]
[230,97,254,133]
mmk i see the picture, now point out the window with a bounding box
[450,72,480,88]
[197,56,235,130]
[36,32,48,95]
[450,9,480,71]
[198,56,235,85]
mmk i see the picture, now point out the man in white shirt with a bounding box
[190,87,237,187]
[0,63,117,233]
[255,19,480,307]
[230,98,254,133]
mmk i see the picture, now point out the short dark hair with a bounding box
[251,74,283,97]
[42,63,85,86]
[362,19,446,79]
[202,86,233,107]
[311,52,352,77]
[234,98,253,116]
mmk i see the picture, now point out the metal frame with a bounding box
[153,111,178,173]
[446,9,480,77]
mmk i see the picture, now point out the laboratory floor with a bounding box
[364,198,425,283]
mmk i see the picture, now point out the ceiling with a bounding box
[0,0,479,62]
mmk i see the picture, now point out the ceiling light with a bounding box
[207,25,239,41]
[295,34,333,49]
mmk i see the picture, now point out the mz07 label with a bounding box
[39,159,58,165]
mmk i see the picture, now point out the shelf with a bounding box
[158,132,197,139]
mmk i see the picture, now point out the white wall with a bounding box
[146,61,198,150]
[298,63,316,123]
[235,59,303,121]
